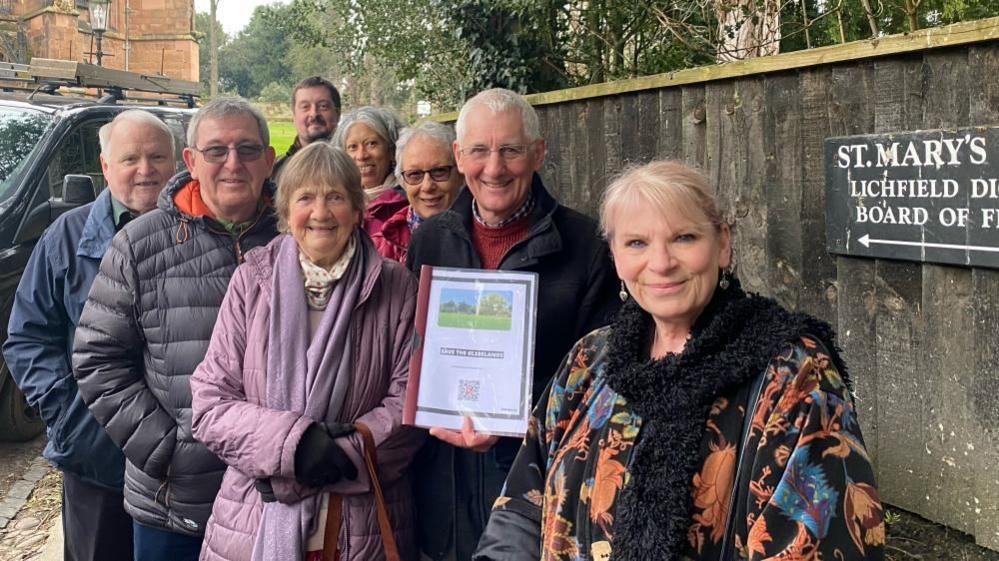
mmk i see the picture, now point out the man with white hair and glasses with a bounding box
[407,88,620,561]
[4,109,177,561]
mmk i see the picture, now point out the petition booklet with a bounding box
[403,265,538,437]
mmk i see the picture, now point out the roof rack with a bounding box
[0,58,199,108]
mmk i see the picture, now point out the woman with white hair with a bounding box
[369,121,463,262]
[332,106,409,238]
[474,160,884,561]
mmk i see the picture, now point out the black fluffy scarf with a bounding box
[605,278,848,561]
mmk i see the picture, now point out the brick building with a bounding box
[0,0,197,82]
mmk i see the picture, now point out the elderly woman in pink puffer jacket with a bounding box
[190,142,423,561]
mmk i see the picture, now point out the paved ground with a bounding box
[0,436,59,561]
[0,437,43,511]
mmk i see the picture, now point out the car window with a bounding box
[0,109,54,201]
[47,119,107,199]
[160,113,191,172]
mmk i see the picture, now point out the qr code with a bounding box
[458,380,480,402]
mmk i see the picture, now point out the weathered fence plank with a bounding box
[868,55,927,514]
[798,68,838,324]
[828,63,881,469]
[731,78,768,295]
[968,43,999,551]
[681,86,706,170]
[763,73,803,310]
[918,48,977,534]
[656,89,682,161]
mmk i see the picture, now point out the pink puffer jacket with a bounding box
[191,234,423,561]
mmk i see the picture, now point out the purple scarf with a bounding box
[250,232,366,561]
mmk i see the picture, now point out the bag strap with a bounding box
[322,494,343,561]
[355,422,401,561]
[719,368,768,561]
[320,422,400,561]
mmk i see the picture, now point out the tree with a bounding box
[195,11,227,96]
[209,0,221,98]
[264,0,470,109]
[218,5,294,98]
[714,0,782,60]
[266,0,999,112]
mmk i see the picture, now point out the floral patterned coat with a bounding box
[474,327,885,561]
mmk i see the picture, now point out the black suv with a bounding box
[0,91,193,441]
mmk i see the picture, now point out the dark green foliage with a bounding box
[207,0,999,111]
[217,5,295,98]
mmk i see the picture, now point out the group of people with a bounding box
[3,75,886,561]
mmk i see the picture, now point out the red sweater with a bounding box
[471,215,531,269]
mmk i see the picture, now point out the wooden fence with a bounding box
[512,17,999,549]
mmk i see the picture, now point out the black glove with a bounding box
[294,423,359,487]
[255,478,276,503]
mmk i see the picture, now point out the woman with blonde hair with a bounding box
[475,160,884,561]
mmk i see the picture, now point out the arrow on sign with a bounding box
[858,234,999,253]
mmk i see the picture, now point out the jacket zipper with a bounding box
[203,211,265,264]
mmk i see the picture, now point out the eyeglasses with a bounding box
[459,143,532,162]
[192,143,266,164]
[401,165,454,185]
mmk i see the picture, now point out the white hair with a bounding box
[98,110,175,156]
[455,88,540,144]
[394,121,456,182]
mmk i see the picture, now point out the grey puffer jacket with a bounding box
[72,171,279,536]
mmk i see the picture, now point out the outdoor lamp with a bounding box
[89,0,111,66]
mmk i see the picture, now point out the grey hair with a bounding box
[394,121,456,182]
[331,106,404,156]
[274,142,364,233]
[99,109,175,156]
[455,88,540,144]
[187,96,270,148]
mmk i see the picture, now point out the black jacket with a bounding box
[72,172,279,536]
[406,174,620,560]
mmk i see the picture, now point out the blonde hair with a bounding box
[599,160,725,240]
[274,142,364,233]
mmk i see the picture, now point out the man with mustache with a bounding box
[4,110,176,561]
[72,97,279,561]
[273,76,342,179]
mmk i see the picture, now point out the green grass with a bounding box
[269,120,296,156]
[438,312,512,331]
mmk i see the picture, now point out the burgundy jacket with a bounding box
[364,188,408,242]
[370,204,411,264]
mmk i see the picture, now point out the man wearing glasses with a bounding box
[406,88,620,561]
[72,97,278,561]
[4,109,176,561]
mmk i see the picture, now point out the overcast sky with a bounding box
[194,0,281,36]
